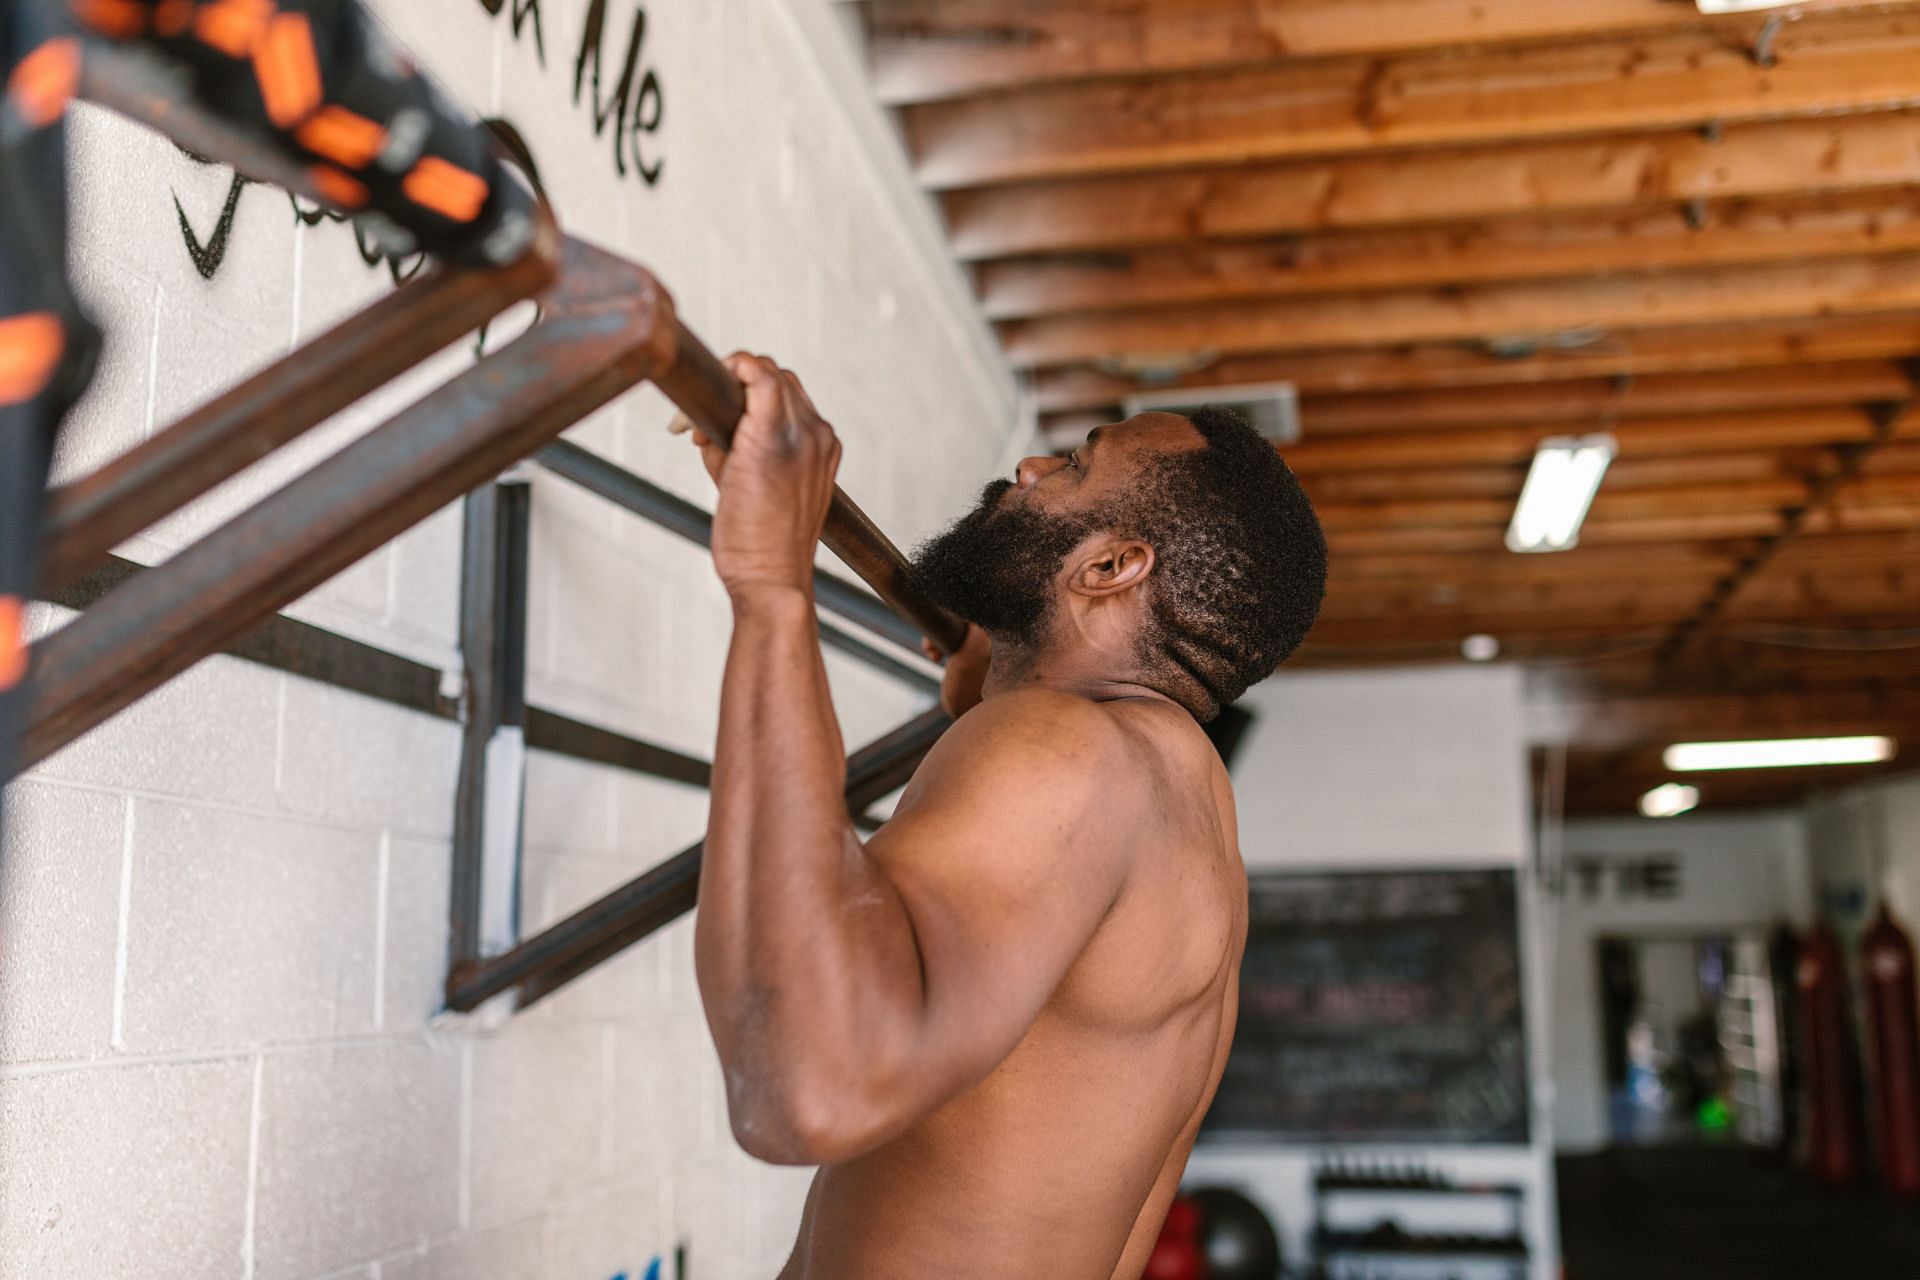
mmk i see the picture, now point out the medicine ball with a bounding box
[1189,1185,1283,1280]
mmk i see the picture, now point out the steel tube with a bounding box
[647,315,969,656]
[535,439,929,657]
[41,235,556,589]
[19,232,669,768]
[445,706,952,1012]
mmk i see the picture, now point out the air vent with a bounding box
[1121,381,1302,445]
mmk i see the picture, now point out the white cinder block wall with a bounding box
[1,3,1019,1277]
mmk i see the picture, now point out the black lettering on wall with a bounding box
[174,171,251,280]
[575,1,665,186]
[477,0,546,65]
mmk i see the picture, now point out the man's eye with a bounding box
[1068,451,1081,468]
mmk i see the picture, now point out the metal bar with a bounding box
[445,705,952,1012]
[522,708,711,788]
[40,554,729,793]
[17,230,673,771]
[450,483,508,972]
[645,316,969,657]
[40,241,555,590]
[819,620,941,694]
[535,439,931,658]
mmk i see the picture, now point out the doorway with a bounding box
[1596,932,1785,1148]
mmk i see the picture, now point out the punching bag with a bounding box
[1798,922,1865,1185]
[1142,1195,1206,1280]
[1862,906,1920,1199]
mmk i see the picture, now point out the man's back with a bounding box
[776,691,1248,1280]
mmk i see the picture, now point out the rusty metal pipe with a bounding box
[444,705,951,1013]
[40,224,557,589]
[18,233,662,770]
[649,315,968,656]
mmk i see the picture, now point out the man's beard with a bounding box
[909,479,1103,645]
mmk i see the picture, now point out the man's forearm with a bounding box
[696,586,922,1159]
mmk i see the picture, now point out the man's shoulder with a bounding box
[941,688,1138,769]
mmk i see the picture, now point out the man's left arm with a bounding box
[689,356,1134,1166]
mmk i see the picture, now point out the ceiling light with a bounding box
[1639,783,1701,819]
[1694,1,1801,12]
[1663,736,1897,772]
[1507,435,1616,554]
[1461,634,1500,662]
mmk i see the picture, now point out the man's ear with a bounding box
[1068,537,1155,598]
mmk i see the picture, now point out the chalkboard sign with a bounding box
[1201,868,1530,1144]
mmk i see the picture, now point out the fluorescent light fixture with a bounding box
[1663,736,1898,772]
[1694,1,1801,12]
[1639,783,1701,819]
[1506,434,1616,553]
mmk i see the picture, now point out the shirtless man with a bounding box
[687,354,1327,1279]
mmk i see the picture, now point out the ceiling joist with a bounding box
[867,0,1920,104]
[981,193,1920,321]
[945,111,1920,258]
[912,11,1920,189]
[1000,254,1920,365]
[1031,314,1920,409]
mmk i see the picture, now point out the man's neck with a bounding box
[978,636,1181,709]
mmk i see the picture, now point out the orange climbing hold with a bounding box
[0,597,26,693]
[403,155,489,223]
[153,0,195,37]
[8,38,80,130]
[194,0,274,59]
[0,313,64,407]
[309,164,369,210]
[296,104,386,169]
[255,11,323,127]
[68,0,149,38]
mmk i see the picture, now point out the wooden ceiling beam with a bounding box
[1331,544,1748,584]
[1283,406,1906,474]
[909,10,1920,188]
[1039,361,1914,436]
[1323,512,1793,555]
[945,112,1920,259]
[1312,476,1860,532]
[1298,364,1916,436]
[867,0,1920,105]
[1001,254,1920,366]
[979,193,1920,321]
[1031,314,1920,409]
[1384,452,1831,499]
[1312,597,1920,652]
[1321,578,1726,622]
[1323,564,1919,626]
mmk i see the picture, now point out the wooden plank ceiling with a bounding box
[854,0,1920,815]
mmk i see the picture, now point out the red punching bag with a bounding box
[1862,906,1920,1199]
[1798,922,1865,1185]
[1143,1195,1207,1280]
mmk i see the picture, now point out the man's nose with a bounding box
[1016,455,1068,487]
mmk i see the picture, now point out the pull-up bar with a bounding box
[648,326,967,655]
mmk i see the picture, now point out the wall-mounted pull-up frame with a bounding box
[6,2,965,1021]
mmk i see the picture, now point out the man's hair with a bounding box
[1126,405,1327,719]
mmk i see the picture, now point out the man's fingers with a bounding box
[696,436,727,484]
[725,351,788,444]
